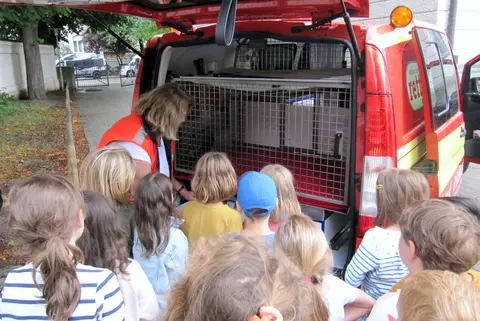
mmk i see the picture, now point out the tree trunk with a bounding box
[22,25,47,100]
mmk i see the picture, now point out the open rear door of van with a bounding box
[460,54,480,168]
[0,0,369,25]
[411,27,465,197]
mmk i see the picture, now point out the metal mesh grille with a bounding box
[234,39,349,71]
[174,77,351,205]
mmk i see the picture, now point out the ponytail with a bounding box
[33,239,83,321]
[304,281,329,321]
[269,257,329,321]
[7,174,86,321]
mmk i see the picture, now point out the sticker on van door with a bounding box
[406,61,423,111]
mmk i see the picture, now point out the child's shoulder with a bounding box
[323,274,353,292]
[170,224,188,242]
[76,263,116,279]
[220,205,242,221]
[5,263,115,287]
[220,204,240,214]
[182,200,200,211]
[366,291,400,321]
[180,201,203,218]
[364,226,401,239]
[362,227,402,258]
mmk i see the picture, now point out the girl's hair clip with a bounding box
[376,184,383,190]
[304,278,312,284]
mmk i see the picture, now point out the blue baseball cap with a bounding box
[237,171,277,218]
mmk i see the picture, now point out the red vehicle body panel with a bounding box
[0,0,369,26]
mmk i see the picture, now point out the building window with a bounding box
[73,40,86,53]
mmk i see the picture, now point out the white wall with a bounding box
[452,0,480,73]
[0,41,59,96]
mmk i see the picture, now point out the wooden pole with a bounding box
[65,84,80,188]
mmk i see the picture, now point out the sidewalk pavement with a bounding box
[75,84,134,151]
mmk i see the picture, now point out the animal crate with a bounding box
[173,76,351,205]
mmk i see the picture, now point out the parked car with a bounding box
[120,55,140,78]
[58,54,108,79]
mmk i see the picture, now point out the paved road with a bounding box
[458,164,480,198]
[74,84,480,197]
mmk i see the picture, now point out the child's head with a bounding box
[192,152,237,204]
[77,190,129,275]
[80,145,135,204]
[165,235,329,321]
[8,174,85,321]
[134,173,174,258]
[237,171,278,221]
[442,196,480,222]
[397,270,480,321]
[274,215,332,279]
[398,199,480,274]
[261,164,302,221]
[375,168,430,227]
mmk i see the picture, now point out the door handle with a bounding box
[460,129,467,138]
[333,132,343,159]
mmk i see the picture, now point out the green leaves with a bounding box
[0,5,168,64]
[0,6,70,27]
[0,6,72,42]
[82,15,168,60]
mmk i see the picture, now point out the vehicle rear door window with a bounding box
[415,29,459,130]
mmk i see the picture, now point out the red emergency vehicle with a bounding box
[6,0,480,271]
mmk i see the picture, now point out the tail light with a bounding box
[357,46,396,238]
[358,156,394,236]
[357,97,395,237]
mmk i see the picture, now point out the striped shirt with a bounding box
[345,227,409,299]
[0,263,125,321]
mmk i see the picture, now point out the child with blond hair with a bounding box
[80,144,136,237]
[164,236,329,321]
[181,152,241,244]
[261,164,302,232]
[345,168,430,299]
[396,270,480,321]
[366,199,480,321]
[80,144,136,204]
[275,215,375,321]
